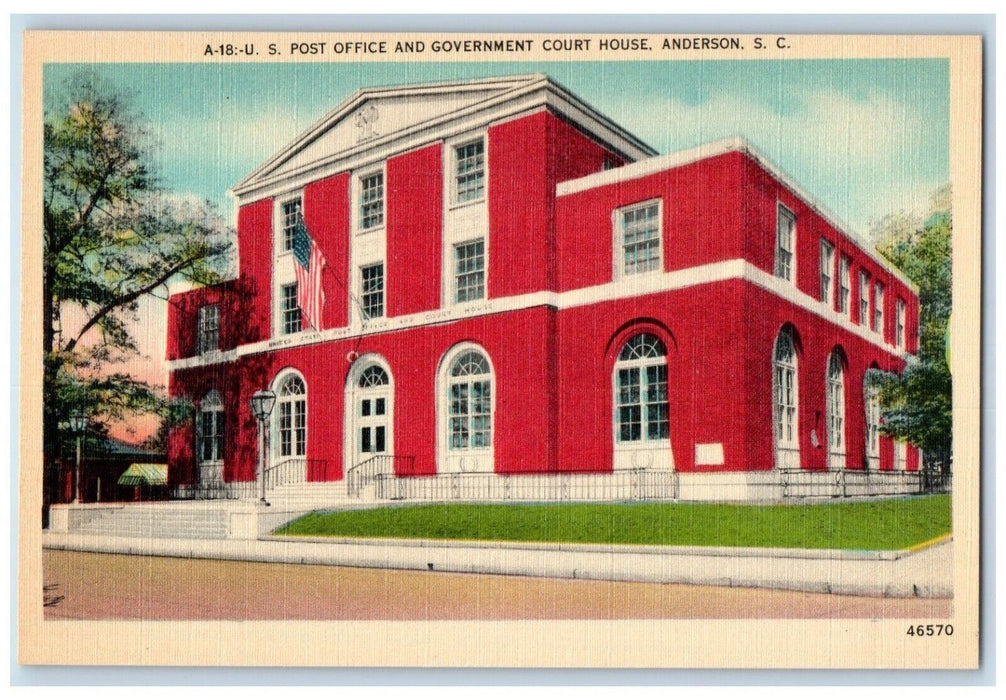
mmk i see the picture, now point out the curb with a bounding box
[42,531,953,599]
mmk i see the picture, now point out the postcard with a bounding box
[18,29,981,669]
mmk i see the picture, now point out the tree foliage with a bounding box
[42,74,231,509]
[870,197,952,473]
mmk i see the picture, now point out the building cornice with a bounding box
[168,259,913,372]
[557,136,919,294]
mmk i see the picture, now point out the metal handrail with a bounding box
[262,457,318,491]
[347,454,414,497]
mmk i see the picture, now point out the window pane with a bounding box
[281,199,302,251]
[454,240,485,303]
[360,173,384,229]
[361,264,385,319]
[621,202,661,276]
[455,140,485,203]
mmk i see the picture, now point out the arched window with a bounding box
[825,351,846,469]
[864,379,881,470]
[275,373,307,458]
[359,365,389,389]
[614,333,669,444]
[447,350,493,451]
[773,328,800,468]
[199,390,224,463]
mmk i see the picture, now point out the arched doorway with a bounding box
[345,356,394,472]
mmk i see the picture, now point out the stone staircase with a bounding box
[72,503,231,540]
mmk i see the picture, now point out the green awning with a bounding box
[117,463,168,486]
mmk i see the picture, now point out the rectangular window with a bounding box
[873,283,885,335]
[896,299,907,349]
[858,271,870,326]
[838,256,851,315]
[619,200,662,276]
[359,172,384,230]
[455,140,485,204]
[197,304,219,354]
[774,204,796,282]
[361,263,385,319]
[820,239,835,304]
[281,198,302,252]
[454,239,485,303]
[281,283,301,335]
[199,409,224,462]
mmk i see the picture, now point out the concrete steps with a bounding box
[73,505,230,540]
[264,481,363,510]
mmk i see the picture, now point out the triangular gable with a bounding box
[235,74,545,194]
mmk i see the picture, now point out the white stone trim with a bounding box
[168,259,913,371]
[557,136,918,293]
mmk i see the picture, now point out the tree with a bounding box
[42,74,231,519]
[869,192,952,479]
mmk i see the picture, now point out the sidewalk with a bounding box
[41,530,953,598]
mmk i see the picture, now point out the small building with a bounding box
[165,74,921,502]
[56,437,168,503]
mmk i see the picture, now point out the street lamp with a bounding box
[250,389,276,506]
[68,410,87,504]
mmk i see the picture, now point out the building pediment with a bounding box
[231,73,656,202]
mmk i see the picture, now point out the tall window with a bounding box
[198,304,219,354]
[276,374,307,458]
[281,283,301,334]
[873,283,885,335]
[865,382,881,470]
[614,333,670,444]
[199,391,224,463]
[773,328,799,467]
[281,198,302,252]
[896,299,907,350]
[454,239,485,303]
[455,140,485,203]
[359,172,384,230]
[820,240,835,304]
[361,263,385,319]
[617,200,662,277]
[825,352,846,469]
[775,204,796,282]
[838,256,851,315]
[447,350,492,451]
[858,271,870,326]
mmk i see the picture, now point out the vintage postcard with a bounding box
[18,29,982,669]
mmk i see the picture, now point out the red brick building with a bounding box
[166,74,920,501]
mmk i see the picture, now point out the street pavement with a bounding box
[43,549,952,620]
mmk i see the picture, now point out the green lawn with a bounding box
[274,494,951,550]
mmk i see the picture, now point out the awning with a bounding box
[117,463,168,487]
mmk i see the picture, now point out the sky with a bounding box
[43,58,950,439]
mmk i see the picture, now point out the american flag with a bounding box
[292,216,326,331]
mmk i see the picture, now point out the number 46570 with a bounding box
[907,624,953,636]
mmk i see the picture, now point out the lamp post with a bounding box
[250,389,277,506]
[68,410,87,504]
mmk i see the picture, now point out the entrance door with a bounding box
[351,364,392,467]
